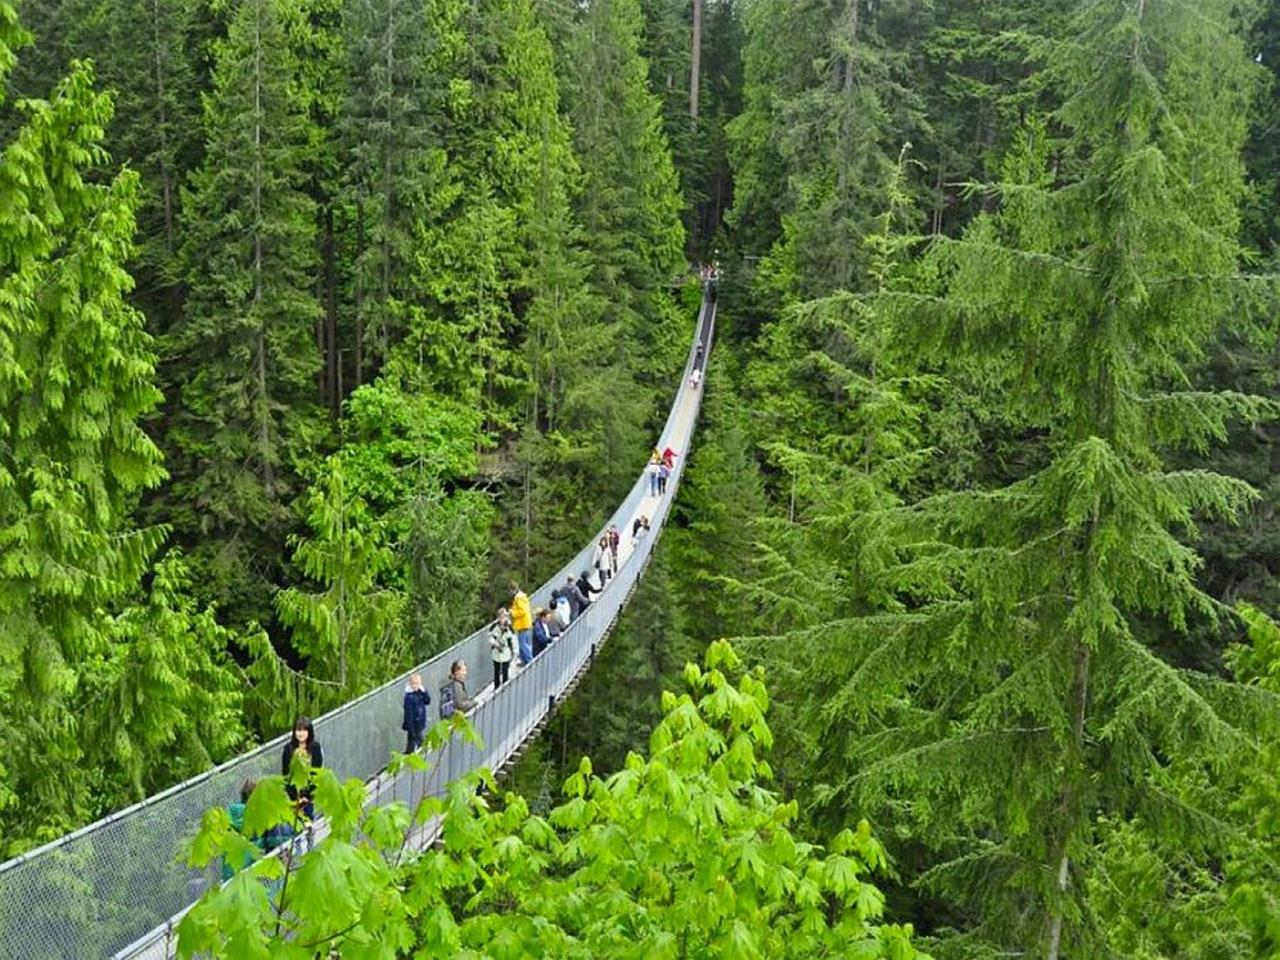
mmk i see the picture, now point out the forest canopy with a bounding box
[0,0,1278,957]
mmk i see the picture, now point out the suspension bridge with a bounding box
[0,291,716,960]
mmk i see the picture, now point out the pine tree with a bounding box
[726,0,918,305]
[80,0,204,333]
[561,0,686,369]
[0,3,169,843]
[765,2,1279,956]
[339,0,447,382]
[276,455,404,702]
[160,0,323,624]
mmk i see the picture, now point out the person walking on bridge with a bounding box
[532,608,554,657]
[551,588,572,629]
[564,575,590,619]
[489,607,517,688]
[510,581,533,666]
[594,535,613,585]
[402,673,430,753]
[282,716,323,821]
[577,569,602,603]
[441,660,475,717]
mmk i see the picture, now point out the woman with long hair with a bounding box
[281,715,323,820]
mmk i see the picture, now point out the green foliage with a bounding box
[329,380,491,657]
[339,0,449,381]
[276,455,404,698]
[732,1,1280,957]
[159,0,324,625]
[562,0,686,366]
[0,14,170,845]
[179,644,926,959]
[98,553,249,803]
[72,0,204,330]
[727,0,919,305]
[1225,605,1280,958]
[0,5,249,852]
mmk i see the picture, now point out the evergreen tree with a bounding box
[276,455,404,704]
[98,554,249,804]
[315,380,490,660]
[0,4,166,843]
[759,2,1279,956]
[561,0,686,370]
[80,0,205,333]
[726,0,919,306]
[339,0,447,383]
[160,0,323,624]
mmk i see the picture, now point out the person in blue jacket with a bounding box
[532,608,554,658]
[402,672,430,753]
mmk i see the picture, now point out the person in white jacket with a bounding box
[550,589,572,630]
[594,535,613,584]
[488,607,517,689]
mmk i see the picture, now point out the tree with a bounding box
[562,0,686,370]
[159,0,324,624]
[727,0,920,306]
[310,380,491,662]
[758,2,1278,956]
[81,0,205,333]
[339,0,448,383]
[97,554,250,804]
[178,642,927,959]
[276,455,404,702]
[0,4,172,845]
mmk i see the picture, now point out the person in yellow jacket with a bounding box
[510,581,533,665]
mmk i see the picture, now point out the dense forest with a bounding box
[2,0,1279,956]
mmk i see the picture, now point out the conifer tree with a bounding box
[77,0,204,332]
[726,0,914,304]
[765,2,1279,956]
[276,455,404,704]
[0,3,168,842]
[160,0,323,623]
[339,0,446,382]
[561,0,686,369]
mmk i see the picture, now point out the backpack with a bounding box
[439,682,456,719]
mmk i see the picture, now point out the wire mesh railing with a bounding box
[0,290,716,960]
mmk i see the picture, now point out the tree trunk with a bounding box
[689,0,703,121]
[354,200,365,388]
[1045,640,1089,960]
[152,0,181,330]
[252,4,273,500]
[1047,494,1100,960]
[323,206,338,414]
[932,152,946,235]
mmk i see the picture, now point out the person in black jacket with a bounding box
[563,575,589,619]
[576,570,601,604]
[402,673,430,753]
[281,716,323,820]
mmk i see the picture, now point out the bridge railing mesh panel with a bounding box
[0,294,714,960]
